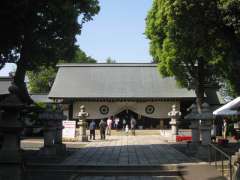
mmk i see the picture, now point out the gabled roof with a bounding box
[49,63,196,100]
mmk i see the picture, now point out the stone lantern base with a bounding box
[40,144,66,156]
[75,128,88,142]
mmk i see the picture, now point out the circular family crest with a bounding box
[145,105,155,114]
[99,105,109,115]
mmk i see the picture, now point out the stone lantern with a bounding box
[76,105,89,142]
[185,102,213,145]
[38,104,66,156]
[0,85,26,180]
[198,103,213,145]
[185,104,200,144]
[168,105,181,138]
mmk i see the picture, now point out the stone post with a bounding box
[190,120,200,143]
[0,86,26,180]
[76,105,89,142]
[200,120,212,145]
[39,104,66,156]
[199,103,212,146]
[185,104,200,143]
[168,105,181,141]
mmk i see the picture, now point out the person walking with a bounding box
[89,120,96,140]
[99,119,107,140]
[130,116,137,136]
[106,117,112,135]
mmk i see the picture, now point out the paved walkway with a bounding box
[62,135,195,166]
[22,134,227,180]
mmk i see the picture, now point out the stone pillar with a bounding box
[76,105,89,142]
[190,120,200,143]
[0,87,26,180]
[39,105,66,156]
[54,120,66,154]
[40,120,57,155]
[200,120,212,145]
[168,105,181,141]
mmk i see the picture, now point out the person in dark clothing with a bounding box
[99,119,107,140]
[89,120,96,140]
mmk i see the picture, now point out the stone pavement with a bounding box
[22,134,227,180]
[62,135,196,166]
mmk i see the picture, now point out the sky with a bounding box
[0,0,153,76]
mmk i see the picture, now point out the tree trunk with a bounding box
[195,83,205,113]
[13,9,33,105]
[195,57,205,113]
[13,56,33,105]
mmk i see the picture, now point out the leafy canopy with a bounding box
[0,0,99,70]
[145,0,240,101]
[0,0,99,103]
[28,48,97,93]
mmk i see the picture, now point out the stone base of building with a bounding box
[39,144,66,156]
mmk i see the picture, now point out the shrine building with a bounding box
[48,63,223,128]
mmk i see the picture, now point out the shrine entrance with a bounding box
[114,109,165,129]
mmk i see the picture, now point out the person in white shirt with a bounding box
[114,116,119,129]
[106,117,113,135]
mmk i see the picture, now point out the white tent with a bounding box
[213,97,240,116]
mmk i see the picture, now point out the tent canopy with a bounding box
[213,97,240,116]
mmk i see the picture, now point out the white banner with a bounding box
[62,120,76,138]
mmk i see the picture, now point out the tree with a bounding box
[0,1,100,103]
[145,0,228,112]
[28,48,97,93]
[217,0,240,96]
[106,57,117,63]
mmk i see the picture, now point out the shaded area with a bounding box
[20,135,226,180]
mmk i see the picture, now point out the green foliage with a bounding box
[0,0,100,70]
[106,57,117,63]
[28,66,56,93]
[145,0,240,102]
[0,1,99,103]
[28,48,97,93]
[217,0,240,96]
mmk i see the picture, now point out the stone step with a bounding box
[25,164,181,176]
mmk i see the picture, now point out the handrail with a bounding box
[208,143,232,180]
[209,143,231,159]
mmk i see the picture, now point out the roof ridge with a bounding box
[57,63,157,67]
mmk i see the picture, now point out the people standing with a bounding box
[122,118,126,130]
[89,120,96,140]
[211,120,217,142]
[99,119,107,140]
[130,116,137,136]
[223,118,228,139]
[125,124,129,135]
[107,117,113,135]
[114,116,120,129]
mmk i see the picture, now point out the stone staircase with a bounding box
[24,164,182,180]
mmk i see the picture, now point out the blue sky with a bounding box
[0,0,153,76]
[77,0,153,62]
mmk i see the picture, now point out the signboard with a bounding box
[62,120,76,138]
